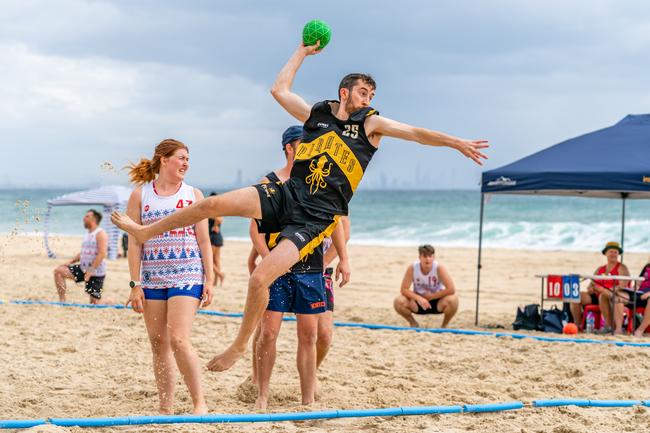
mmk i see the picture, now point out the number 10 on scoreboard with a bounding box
[547,275,562,299]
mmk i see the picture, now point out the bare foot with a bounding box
[193,402,208,415]
[254,395,268,410]
[613,329,624,336]
[159,407,174,415]
[407,318,420,328]
[110,211,150,244]
[634,330,644,337]
[207,346,246,371]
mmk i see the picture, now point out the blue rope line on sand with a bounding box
[4,401,650,429]
[5,299,650,347]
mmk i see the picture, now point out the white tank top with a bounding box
[140,182,204,289]
[412,260,444,296]
[80,228,106,277]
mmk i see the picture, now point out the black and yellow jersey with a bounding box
[264,171,281,184]
[289,100,378,217]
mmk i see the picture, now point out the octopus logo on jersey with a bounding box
[305,155,332,194]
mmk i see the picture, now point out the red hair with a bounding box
[128,139,188,184]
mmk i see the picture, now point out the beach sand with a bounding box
[1,234,649,432]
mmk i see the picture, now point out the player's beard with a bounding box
[344,99,361,114]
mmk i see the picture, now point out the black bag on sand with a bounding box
[541,306,564,333]
[562,302,575,324]
[512,304,542,331]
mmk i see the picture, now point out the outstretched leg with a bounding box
[112,187,261,244]
[207,239,300,372]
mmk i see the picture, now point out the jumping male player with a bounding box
[112,40,488,373]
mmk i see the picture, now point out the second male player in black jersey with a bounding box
[112,38,488,374]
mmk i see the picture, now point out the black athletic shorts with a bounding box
[209,232,223,247]
[253,181,339,260]
[68,264,104,299]
[415,298,441,315]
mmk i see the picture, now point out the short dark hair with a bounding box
[88,209,102,224]
[283,139,299,157]
[338,73,376,98]
[418,244,435,256]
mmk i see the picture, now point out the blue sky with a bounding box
[2,0,649,189]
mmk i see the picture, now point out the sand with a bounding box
[1,234,649,433]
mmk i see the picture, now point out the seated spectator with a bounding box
[616,259,650,337]
[393,244,458,328]
[597,242,630,334]
[570,241,629,332]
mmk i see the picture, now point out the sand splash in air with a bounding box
[100,161,119,175]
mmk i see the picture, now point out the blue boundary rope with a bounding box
[3,400,650,429]
[4,299,650,348]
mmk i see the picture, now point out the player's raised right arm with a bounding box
[270,43,321,122]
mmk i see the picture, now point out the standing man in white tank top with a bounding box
[53,209,108,304]
[393,244,459,328]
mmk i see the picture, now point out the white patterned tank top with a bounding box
[140,182,204,289]
[412,261,444,296]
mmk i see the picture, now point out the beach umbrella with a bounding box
[44,185,132,260]
[476,114,650,325]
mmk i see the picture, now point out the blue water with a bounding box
[2,188,650,251]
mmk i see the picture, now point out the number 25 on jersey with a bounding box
[342,124,358,139]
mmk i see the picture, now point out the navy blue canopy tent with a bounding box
[475,114,650,325]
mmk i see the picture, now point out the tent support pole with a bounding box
[475,193,485,327]
[620,193,628,263]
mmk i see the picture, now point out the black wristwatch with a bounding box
[129,280,141,288]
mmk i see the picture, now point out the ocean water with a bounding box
[1,188,650,252]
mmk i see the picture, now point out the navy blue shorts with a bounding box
[143,284,203,301]
[267,273,326,314]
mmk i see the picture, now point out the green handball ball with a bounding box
[302,19,331,51]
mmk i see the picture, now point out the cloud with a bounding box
[2,0,650,189]
[0,41,288,188]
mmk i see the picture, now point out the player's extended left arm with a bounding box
[366,115,489,165]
